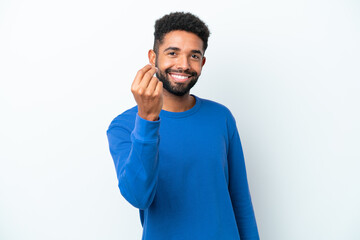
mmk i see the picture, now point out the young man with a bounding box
[107,12,259,240]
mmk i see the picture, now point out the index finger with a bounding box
[132,64,156,87]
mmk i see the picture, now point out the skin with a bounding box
[131,30,206,121]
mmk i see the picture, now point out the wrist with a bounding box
[138,112,159,121]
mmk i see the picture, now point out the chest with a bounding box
[158,117,230,183]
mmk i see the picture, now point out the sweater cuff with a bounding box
[132,113,160,142]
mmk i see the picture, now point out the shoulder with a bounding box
[107,106,138,132]
[197,96,238,134]
[197,96,235,120]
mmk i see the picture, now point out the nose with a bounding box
[175,55,190,71]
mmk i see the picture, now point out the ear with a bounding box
[148,49,156,66]
[201,56,206,67]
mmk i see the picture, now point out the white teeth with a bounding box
[171,74,189,80]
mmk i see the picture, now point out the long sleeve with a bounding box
[107,113,160,209]
[228,128,260,239]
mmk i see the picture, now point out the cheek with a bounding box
[191,63,203,73]
[157,57,174,70]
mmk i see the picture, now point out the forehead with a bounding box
[159,30,204,52]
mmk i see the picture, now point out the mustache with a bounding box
[165,69,197,77]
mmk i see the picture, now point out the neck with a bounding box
[162,90,195,112]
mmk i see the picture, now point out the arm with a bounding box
[107,114,160,209]
[107,64,163,209]
[228,128,260,239]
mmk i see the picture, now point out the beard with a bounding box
[155,61,199,97]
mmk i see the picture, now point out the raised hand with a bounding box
[131,65,163,121]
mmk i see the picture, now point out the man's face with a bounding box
[153,30,206,97]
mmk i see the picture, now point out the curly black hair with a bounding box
[153,12,210,54]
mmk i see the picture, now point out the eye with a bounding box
[168,52,176,56]
[191,54,200,60]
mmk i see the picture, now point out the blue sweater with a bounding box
[107,95,259,240]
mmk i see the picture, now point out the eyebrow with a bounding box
[191,50,203,56]
[163,47,203,56]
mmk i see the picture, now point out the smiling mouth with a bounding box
[168,73,191,83]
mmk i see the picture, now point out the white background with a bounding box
[1,0,359,239]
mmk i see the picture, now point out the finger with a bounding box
[146,77,159,94]
[138,67,157,89]
[154,80,163,95]
[132,64,153,88]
